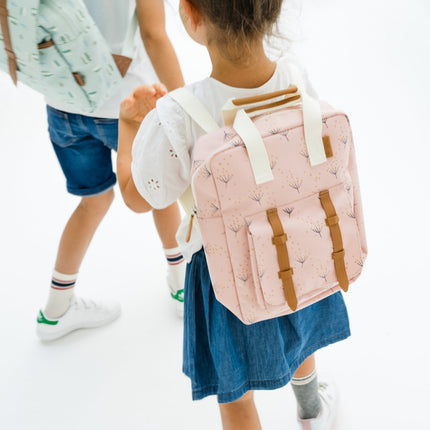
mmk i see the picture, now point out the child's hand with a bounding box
[120,83,167,125]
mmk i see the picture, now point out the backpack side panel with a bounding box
[192,127,245,320]
[345,117,368,264]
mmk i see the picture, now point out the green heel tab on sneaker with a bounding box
[171,289,184,303]
[37,310,59,325]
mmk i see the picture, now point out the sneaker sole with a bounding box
[36,308,121,341]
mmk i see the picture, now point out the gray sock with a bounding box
[291,369,322,419]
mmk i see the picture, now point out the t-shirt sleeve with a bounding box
[131,96,192,210]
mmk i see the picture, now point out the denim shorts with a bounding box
[47,105,118,196]
[183,249,351,403]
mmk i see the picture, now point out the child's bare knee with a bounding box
[224,391,254,408]
[79,188,114,214]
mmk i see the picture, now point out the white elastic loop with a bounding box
[169,88,219,134]
[233,109,274,185]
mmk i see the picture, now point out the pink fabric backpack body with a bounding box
[172,63,367,325]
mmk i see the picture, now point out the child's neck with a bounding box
[208,42,276,89]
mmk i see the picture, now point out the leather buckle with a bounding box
[325,215,339,227]
[278,268,294,280]
[332,249,345,260]
[73,72,85,87]
[38,40,54,50]
[272,233,287,246]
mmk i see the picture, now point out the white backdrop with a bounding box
[0,0,429,429]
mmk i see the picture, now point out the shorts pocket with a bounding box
[46,106,76,147]
[94,119,119,150]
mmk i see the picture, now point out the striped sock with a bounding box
[164,246,185,266]
[291,369,322,419]
[164,247,186,299]
[44,270,78,319]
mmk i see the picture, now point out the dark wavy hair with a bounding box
[188,0,284,62]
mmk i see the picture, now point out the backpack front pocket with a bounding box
[246,183,364,311]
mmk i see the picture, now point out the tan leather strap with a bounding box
[245,94,301,115]
[112,54,132,78]
[319,190,349,292]
[233,85,298,106]
[322,136,333,158]
[185,214,194,243]
[38,40,54,49]
[0,1,18,85]
[266,208,297,310]
[72,72,85,86]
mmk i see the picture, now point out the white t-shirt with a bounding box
[131,56,315,262]
[46,0,158,118]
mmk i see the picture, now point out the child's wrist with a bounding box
[119,114,142,127]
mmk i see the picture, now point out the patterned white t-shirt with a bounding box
[131,57,315,261]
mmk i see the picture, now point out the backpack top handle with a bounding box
[232,85,299,106]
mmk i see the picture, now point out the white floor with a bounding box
[1,1,429,429]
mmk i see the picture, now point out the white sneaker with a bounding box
[297,382,338,430]
[36,296,121,341]
[166,261,186,318]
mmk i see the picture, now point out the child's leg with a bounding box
[291,354,322,419]
[55,190,114,274]
[294,354,315,378]
[152,203,181,249]
[218,391,262,430]
[37,108,122,340]
[44,189,114,319]
[152,203,186,312]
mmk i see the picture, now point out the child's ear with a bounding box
[179,0,201,32]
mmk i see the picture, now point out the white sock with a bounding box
[44,270,78,319]
[164,247,186,296]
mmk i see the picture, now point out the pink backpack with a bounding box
[171,63,367,324]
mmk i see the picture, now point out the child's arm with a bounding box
[136,0,185,91]
[117,84,167,213]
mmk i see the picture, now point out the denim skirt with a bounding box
[182,249,351,403]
